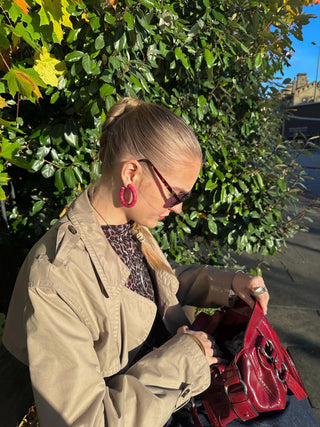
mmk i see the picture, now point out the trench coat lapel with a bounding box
[66,188,130,298]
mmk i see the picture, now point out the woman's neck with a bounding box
[90,183,129,226]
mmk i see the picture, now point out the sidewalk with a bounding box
[235,149,320,421]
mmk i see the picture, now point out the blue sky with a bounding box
[277,4,320,84]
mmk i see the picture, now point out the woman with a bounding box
[2,98,316,426]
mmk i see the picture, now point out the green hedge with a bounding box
[0,0,317,308]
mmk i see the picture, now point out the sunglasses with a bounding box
[138,159,191,208]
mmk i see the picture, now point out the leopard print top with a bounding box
[102,222,155,302]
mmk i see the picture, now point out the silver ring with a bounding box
[251,287,267,297]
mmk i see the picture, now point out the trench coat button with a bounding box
[181,388,190,398]
[68,225,77,234]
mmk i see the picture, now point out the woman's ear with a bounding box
[120,159,142,186]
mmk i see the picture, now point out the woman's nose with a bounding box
[169,203,183,214]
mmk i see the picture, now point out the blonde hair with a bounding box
[99,97,202,272]
[99,97,202,172]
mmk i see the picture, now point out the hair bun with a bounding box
[102,97,142,132]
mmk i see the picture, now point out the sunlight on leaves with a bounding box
[34,0,73,42]
[0,97,9,109]
[0,140,21,161]
[3,67,46,101]
[34,47,67,86]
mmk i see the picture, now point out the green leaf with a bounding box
[66,28,82,43]
[82,53,93,74]
[31,159,44,172]
[9,156,31,170]
[12,22,37,49]
[114,30,127,51]
[0,118,24,133]
[64,167,76,188]
[124,11,134,30]
[64,125,78,147]
[198,95,206,108]
[256,173,264,189]
[204,48,214,67]
[100,83,114,97]
[50,91,60,104]
[0,186,6,201]
[30,200,44,216]
[89,16,101,30]
[54,169,64,192]
[41,163,55,178]
[65,51,84,62]
[208,218,218,234]
[140,0,155,9]
[0,140,21,160]
[255,53,262,69]
[36,146,50,159]
[104,14,116,25]
[95,34,105,50]
[73,166,83,183]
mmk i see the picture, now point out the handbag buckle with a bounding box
[260,339,288,384]
[276,362,288,383]
[224,378,249,400]
[260,338,276,361]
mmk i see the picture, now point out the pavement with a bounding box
[234,148,320,422]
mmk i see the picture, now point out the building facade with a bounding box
[281,73,320,139]
[282,73,320,105]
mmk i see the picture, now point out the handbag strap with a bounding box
[189,398,205,427]
[281,350,307,399]
[285,373,307,399]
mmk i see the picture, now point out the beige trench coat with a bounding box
[3,188,236,427]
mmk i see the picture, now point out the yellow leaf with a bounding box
[0,97,9,109]
[16,71,42,100]
[3,67,45,102]
[34,47,67,87]
[81,12,90,22]
[13,0,29,15]
[34,0,73,42]
[59,207,67,217]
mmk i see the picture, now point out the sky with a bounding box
[276,4,320,84]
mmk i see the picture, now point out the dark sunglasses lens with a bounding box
[180,193,191,203]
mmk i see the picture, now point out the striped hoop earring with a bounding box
[120,184,137,208]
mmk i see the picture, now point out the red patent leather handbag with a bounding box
[190,301,307,427]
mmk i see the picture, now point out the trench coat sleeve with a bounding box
[26,287,210,427]
[174,264,237,308]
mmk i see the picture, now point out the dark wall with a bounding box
[283,102,320,140]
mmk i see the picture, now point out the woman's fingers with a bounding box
[211,356,228,366]
[232,271,270,315]
[177,325,189,334]
[178,327,226,365]
[251,286,269,314]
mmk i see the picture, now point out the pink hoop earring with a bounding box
[120,184,137,208]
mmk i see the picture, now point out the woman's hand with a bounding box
[232,271,269,314]
[177,326,225,366]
